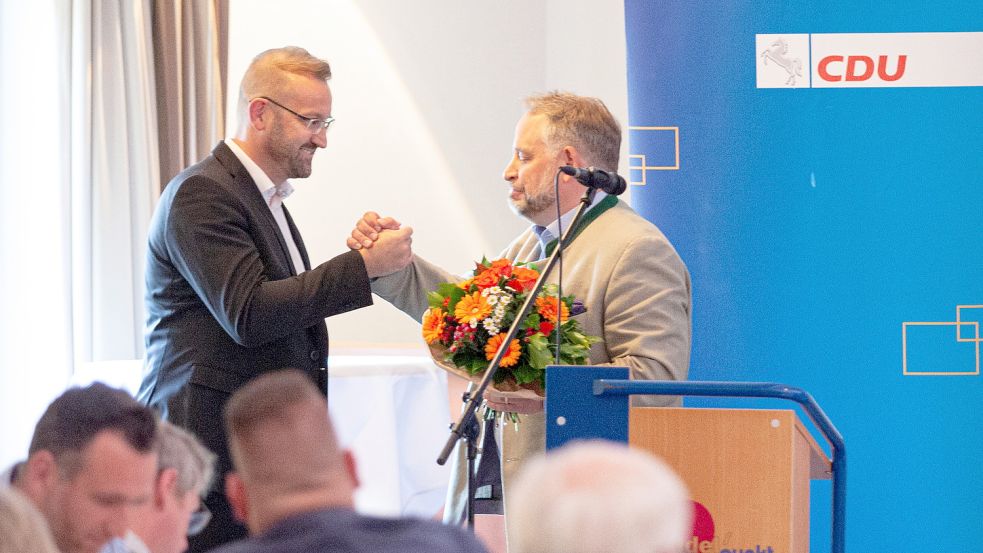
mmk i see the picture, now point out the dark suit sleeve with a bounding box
[163,174,372,347]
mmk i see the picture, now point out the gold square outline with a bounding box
[901,321,980,376]
[628,126,680,187]
[955,305,983,343]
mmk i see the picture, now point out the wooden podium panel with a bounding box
[630,407,831,553]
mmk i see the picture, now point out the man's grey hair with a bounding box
[157,421,216,497]
[508,440,692,553]
[524,91,622,171]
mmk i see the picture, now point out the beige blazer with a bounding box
[370,199,691,540]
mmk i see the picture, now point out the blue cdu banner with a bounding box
[624,2,983,552]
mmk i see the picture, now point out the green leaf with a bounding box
[512,363,539,385]
[526,333,552,370]
[442,285,466,313]
[427,291,446,309]
[469,357,489,375]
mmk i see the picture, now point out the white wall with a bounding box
[0,0,628,473]
[227,0,628,346]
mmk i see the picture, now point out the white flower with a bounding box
[483,318,500,335]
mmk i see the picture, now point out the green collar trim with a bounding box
[543,194,618,258]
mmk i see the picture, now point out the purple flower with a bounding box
[570,300,587,317]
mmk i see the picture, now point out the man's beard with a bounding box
[268,115,315,179]
[509,179,557,221]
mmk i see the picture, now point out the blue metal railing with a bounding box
[592,380,845,553]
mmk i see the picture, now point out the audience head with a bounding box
[235,46,334,184]
[0,488,60,553]
[223,369,357,535]
[508,440,692,553]
[16,383,159,553]
[129,421,217,553]
[504,91,622,225]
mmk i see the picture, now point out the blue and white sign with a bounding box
[625,2,983,551]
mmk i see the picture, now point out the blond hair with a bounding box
[525,91,621,171]
[237,46,332,121]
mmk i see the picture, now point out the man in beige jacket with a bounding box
[349,92,691,547]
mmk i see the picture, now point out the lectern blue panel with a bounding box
[545,366,630,450]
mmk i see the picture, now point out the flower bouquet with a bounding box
[421,258,598,404]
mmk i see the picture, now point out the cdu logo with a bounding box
[756,34,810,88]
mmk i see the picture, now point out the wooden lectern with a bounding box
[545,367,845,553]
[630,407,831,553]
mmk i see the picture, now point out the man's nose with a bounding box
[311,127,328,148]
[503,160,517,182]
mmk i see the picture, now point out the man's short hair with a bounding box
[524,91,621,171]
[509,440,692,553]
[238,46,332,119]
[28,383,158,478]
[157,421,216,498]
[223,369,347,506]
[224,370,326,446]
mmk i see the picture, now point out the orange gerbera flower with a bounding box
[535,295,570,323]
[422,308,447,344]
[485,333,522,367]
[454,291,493,325]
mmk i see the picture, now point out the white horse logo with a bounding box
[760,38,803,86]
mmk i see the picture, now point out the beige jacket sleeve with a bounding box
[369,254,459,322]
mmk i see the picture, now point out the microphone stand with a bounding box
[437,183,599,529]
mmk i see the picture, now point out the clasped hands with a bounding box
[349,211,413,278]
[348,212,544,414]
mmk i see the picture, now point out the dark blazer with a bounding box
[137,141,373,550]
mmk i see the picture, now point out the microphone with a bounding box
[559,165,627,195]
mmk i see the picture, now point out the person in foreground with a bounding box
[0,487,60,553]
[138,46,413,549]
[210,369,488,553]
[508,440,692,553]
[102,421,216,553]
[7,383,159,553]
[348,92,692,539]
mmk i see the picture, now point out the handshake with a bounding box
[348,211,413,278]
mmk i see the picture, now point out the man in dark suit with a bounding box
[137,46,413,552]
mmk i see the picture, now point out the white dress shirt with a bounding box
[224,138,307,275]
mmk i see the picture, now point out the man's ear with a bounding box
[342,450,360,490]
[225,472,249,524]
[558,146,583,182]
[248,98,270,131]
[19,451,58,500]
[156,467,178,509]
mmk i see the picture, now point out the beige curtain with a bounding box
[152,0,229,189]
[77,0,161,362]
[74,0,229,363]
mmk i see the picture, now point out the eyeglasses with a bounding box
[256,96,335,133]
[187,504,212,536]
